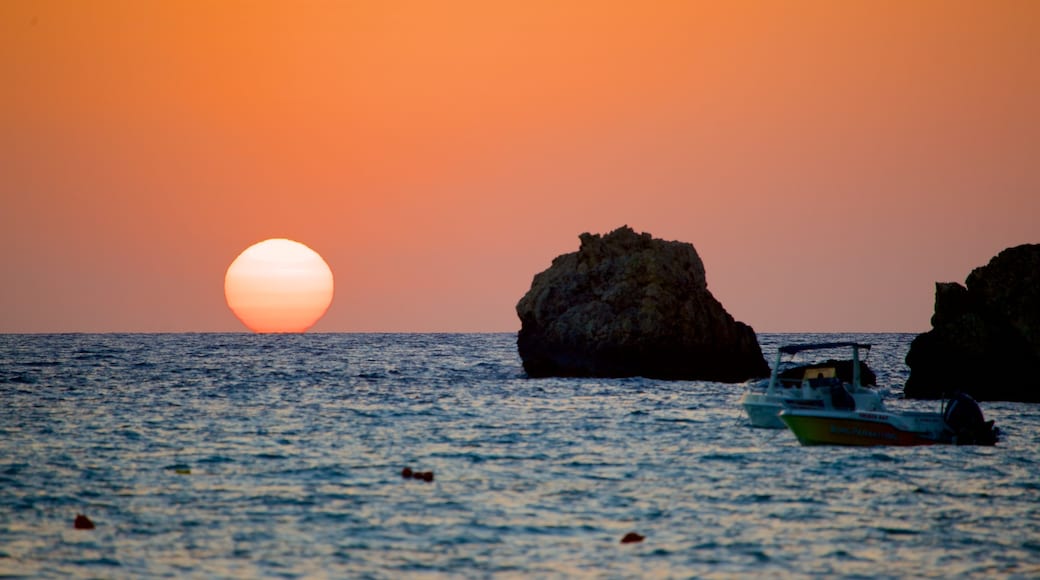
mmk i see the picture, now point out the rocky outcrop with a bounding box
[905,244,1040,402]
[516,226,769,381]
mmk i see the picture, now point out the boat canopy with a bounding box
[778,342,872,355]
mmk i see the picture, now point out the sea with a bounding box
[1,333,1038,579]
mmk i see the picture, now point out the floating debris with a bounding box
[620,532,644,544]
[401,467,433,482]
[74,514,95,530]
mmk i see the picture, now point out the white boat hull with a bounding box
[740,389,883,429]
[742,396,786,429]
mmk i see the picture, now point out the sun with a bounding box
[224,238,334,333]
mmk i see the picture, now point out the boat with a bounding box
[741,342,884,428]
[780,391,1000,446]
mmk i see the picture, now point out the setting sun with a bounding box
[224,239,334,333]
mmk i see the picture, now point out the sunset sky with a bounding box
[2,1,1038,333]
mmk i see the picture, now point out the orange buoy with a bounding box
[74,514,95,530]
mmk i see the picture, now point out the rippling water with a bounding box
[1,333,1038,578]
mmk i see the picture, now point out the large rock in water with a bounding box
[516,226,769,381]
[905,244,1040,402]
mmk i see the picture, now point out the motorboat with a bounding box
[780,391,1000,446]
[741,342,883,428]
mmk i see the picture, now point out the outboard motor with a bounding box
[943,392,999,445]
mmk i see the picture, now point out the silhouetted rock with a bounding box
[516,226,769,381]
[905,244,1040,402]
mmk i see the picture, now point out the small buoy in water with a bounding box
[420,471,434,482]
[402,467,413,479]
[620,532,644,544]
[74,514,95,530]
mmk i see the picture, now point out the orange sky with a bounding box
[2,0,1038,333]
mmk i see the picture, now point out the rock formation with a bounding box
[905,244,1040,402]
[516,226,769,381]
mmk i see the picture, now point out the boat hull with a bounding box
[780,410,945,446]
[743,399,786,429]
[740,390,879,430]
